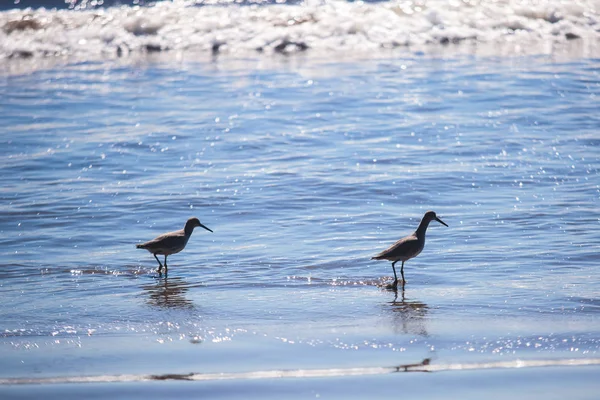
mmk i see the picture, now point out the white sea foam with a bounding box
[0,0,598,61]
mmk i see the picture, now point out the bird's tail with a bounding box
[136,244,146,249]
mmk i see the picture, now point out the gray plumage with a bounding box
[137,217,213,274]
[372,211,448,288]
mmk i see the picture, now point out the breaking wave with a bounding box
[1,0,599,61]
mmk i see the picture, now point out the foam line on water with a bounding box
[1,0,598,61]
[2,358,600,385]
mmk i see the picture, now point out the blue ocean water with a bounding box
[1,53,599,385]
[1,0,600,393]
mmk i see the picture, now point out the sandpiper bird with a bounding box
[372,211,448,289]
[136,217,213,274]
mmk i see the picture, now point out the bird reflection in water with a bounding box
[141,276,195,309]
[388,288,429,337]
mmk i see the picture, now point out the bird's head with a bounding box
[186,217,213,233]
[424,211,448,227]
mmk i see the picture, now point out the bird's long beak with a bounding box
[199,223,213,233]
[435,217,448,227]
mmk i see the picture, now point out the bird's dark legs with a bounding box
[391,261,399,288]
[164,255,168,273]
[389,261,406,290]
[400,261,406,285]
[154,254,164,273]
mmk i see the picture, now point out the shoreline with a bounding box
[3,357,600,385]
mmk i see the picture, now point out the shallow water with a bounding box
[3,365,600,400]
[1,46,600,392]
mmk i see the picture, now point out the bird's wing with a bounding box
[373,234,420,259]
[140,230,185,248]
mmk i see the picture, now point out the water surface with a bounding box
[1,51,599,392]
